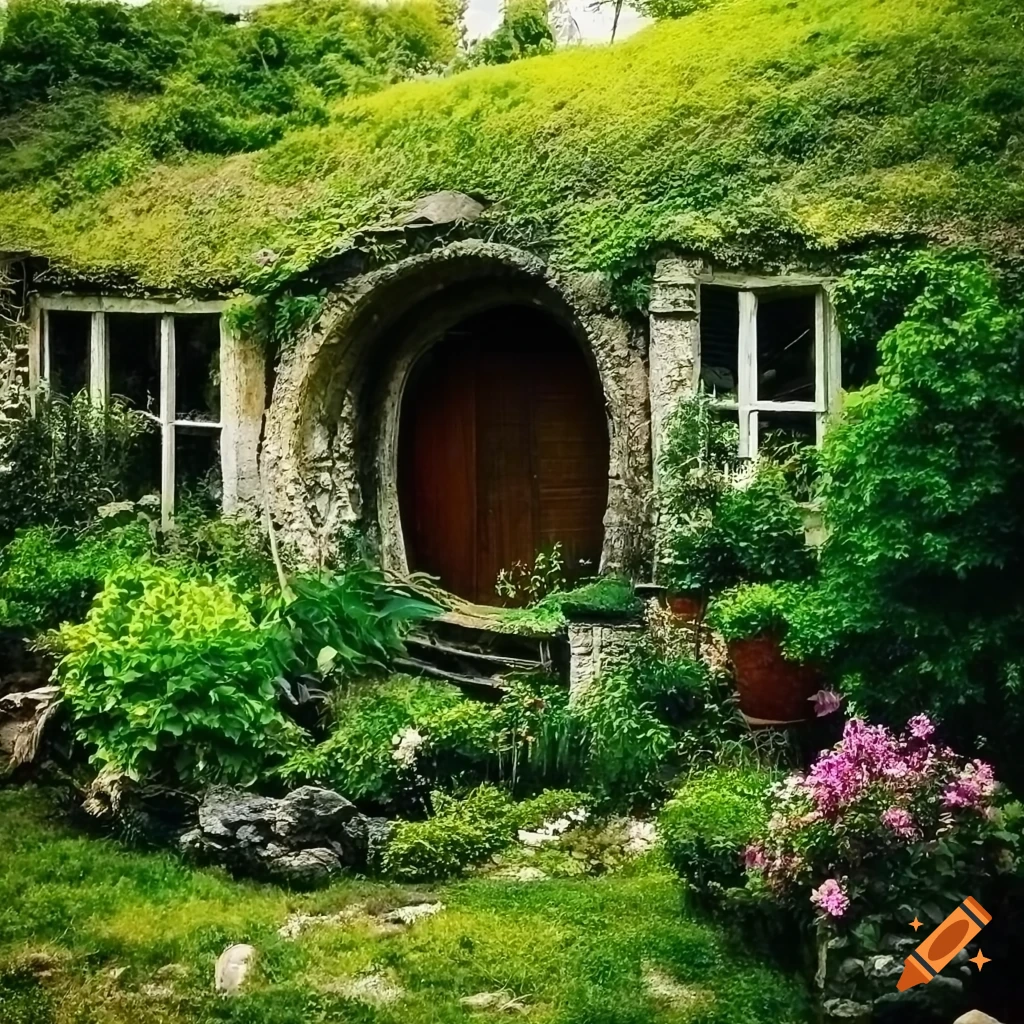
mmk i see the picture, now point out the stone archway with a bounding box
[261,242,652,577]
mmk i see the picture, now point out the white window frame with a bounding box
[29,295,228,530]
[696,273,841,459]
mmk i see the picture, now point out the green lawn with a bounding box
[0,787,808,1024]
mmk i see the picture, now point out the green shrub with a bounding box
[0,520,153,630]
[265,562,440,684]
[572,662,677,803]
[808,253,1024,788]
[162,503,277,595]
[659,766,774,896]
[50,565,298,785]
[278,676,499,801]
[658,393,813,597]
[0,0,461,191]
[382,784,519,880]
[706,582,800,643]
[710,464,814,585]
[0,391,152,541]
[513,788,592,830]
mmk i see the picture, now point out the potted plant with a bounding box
[706,582,822,725]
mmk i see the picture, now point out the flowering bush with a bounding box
[744,716,1021,947]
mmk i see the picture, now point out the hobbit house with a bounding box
[1,191,841,609]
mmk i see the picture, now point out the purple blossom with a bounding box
[907,714,935,741]
[943,760,997,810]
[811,878,850,918]
[809,689,842,717]
[744,845,767,870]
[881,806,916,838]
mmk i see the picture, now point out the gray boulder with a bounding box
[181,786,387,886]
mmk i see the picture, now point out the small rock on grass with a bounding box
[330,972,404,1006]
[460,991,529,1014]
[642,964,714,1013]
[378,902,444,926]
[215,944,255,995]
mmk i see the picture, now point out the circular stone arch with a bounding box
[262,241,652,576]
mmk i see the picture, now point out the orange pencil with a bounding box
[897,896,991,991]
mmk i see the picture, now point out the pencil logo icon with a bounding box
[897,896,992,991]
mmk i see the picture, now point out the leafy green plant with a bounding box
[495,542,566,603]
[381,784,519,880]
[513,788,592,830]
[706,582,802,643]
[0,519,153,630]
[656,389,742,595]
[161,502,278,595]
[49,565,298,785]
[278,676,498,802]
[808,253,1024,788]
[265,562,440,684]
[660,766,775,897]
[0,391,152,541]
[0,0,461,193]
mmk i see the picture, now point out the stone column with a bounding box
[647,259,703,484]
[219,321,266,514]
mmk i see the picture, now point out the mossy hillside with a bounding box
[1,0,1022,294]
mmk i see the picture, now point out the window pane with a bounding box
[175,426,221,513]
[122,425,162,502]
[108,313,160,414]
[175,315,220,422]
[46,311,90,398]
[758,411,816,457]
[756,293,815,402]
[699,286,739,401]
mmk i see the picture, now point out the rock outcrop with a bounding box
[181,785,392,886]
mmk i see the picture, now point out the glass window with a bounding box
[175,314,221,422]
[756,293,815,403]
[699,281,834,459]
[108,313,160,414]
[699,286,739,402]
[45,311,90,398]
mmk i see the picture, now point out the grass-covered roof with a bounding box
[1,0,1022,295]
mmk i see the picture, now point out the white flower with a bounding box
[391,727,424,768]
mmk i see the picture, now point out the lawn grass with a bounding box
[0,786,809,1024]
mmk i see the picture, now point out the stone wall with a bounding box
[262,240,653,574]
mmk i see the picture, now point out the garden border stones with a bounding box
[181,785,392,886]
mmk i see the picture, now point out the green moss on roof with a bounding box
[1,0,1022,293]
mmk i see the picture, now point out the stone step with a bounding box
[400,608,569,695]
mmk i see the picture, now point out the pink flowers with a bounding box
[809,689,842,717]
[881,806,916,838]
[744,845,767,870]
[811,878,849,919]
[741,714,1015,932]
[907,714,935,741]
[943,760,996,809]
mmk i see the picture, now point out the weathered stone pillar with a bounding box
[219,322,266,513]
[647,259,703,483]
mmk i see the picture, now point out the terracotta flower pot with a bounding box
[728,633,822,726]
[667,591,705,622]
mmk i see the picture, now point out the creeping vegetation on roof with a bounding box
[0,0,1021,294]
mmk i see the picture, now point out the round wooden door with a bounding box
[398,305,609,605]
